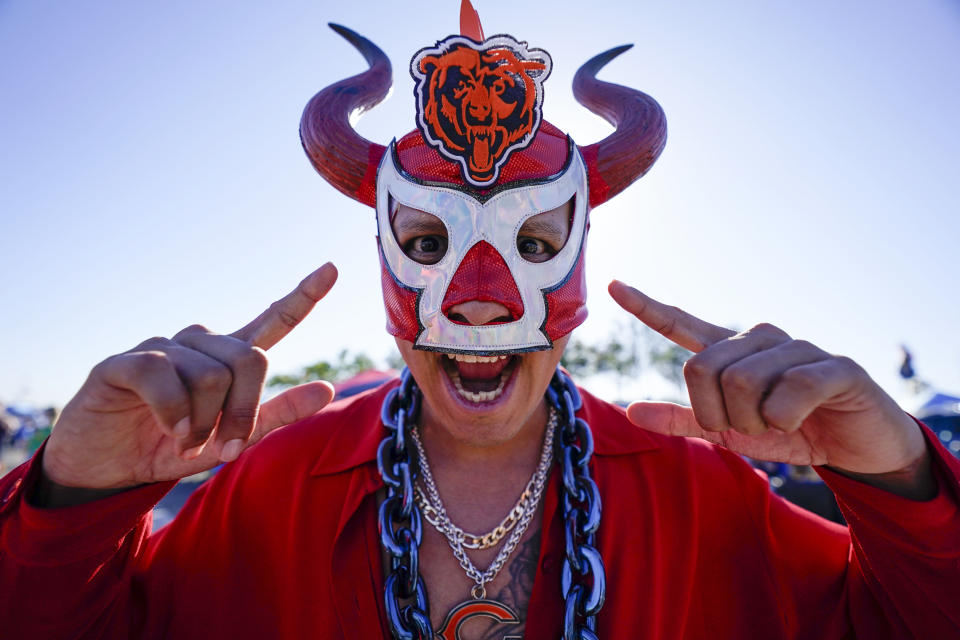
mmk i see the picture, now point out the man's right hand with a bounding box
[41,263,339,491]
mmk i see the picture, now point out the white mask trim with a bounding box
[376,139,588,354]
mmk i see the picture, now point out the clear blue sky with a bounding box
[2,0,958,410]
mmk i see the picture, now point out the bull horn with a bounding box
[300,24,389,207]
[574,44,667,208]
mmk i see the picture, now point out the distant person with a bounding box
[0,405,12,473]
[25,406,59,456]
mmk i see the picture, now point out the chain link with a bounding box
[377,367,605,639]
[415,481,534,550]
[547,369,606,639]
[377,369,433,640]
[411,410,555,597]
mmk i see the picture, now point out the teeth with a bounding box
[445,353,508,363]
[448,367,510,404]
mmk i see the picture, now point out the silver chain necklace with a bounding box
[414,485,531,550]
[410,408,556,599]
[377,368,605,640]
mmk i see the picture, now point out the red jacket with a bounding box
[2,381,959,639]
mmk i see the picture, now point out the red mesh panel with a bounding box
[357,145,383,207]
[544,237,588,340]
[579,143,609,209]
[397,121,570,191]
[441,241,524,321]
[379,242,420,342]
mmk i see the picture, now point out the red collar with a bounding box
[309,375,660,638]
[308,376,660,479]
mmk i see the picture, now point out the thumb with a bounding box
[626,401,714,439]
[249,381,336,444]
[627,401,817,464]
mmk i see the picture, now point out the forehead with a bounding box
[380,144,583,229]
[393,121,571,191]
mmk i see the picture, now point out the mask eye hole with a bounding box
[517,198,573,264]
[390,198,449,265]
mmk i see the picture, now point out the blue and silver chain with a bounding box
[377,367,605,639]
[546,370,606,640]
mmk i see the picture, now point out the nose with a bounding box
[469,103,490,118]
[440,241,524,324]
[446,300,513,326]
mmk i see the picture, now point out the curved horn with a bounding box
[300,24,390,207]
[574,45,667,208]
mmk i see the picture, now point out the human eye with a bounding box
[516,202,572,264]
[517,236,555,263]
[404,235,448,265]
[391,203,449,265]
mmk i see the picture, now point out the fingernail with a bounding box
[220,439,244,463]
[181,444,204,460]
[173,417,191,438]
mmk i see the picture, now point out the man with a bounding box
[2,4,959,639]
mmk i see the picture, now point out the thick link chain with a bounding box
[547,370,606,640]
[377,369,433,640]
[377,367,604,640]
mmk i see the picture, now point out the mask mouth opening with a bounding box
[439,352,519,401]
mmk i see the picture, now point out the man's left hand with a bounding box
[608,280,934,496]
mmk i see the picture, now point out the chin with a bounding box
[394,336,569,445]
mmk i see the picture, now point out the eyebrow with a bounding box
[392,212,446,238]
[519,215,569,243]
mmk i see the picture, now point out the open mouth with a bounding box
[466,125,505,175]
[440,353,518,404]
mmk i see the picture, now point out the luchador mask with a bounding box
[300,5,666,354]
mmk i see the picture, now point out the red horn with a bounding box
[300,24,389,207]
[574,45,667,208]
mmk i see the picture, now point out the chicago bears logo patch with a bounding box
[435,599,522,639]
[410,34,552,187]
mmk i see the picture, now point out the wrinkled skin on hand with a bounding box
[42,263,339,490]
[608,281,933,498]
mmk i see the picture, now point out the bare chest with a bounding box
[382,512,543,640]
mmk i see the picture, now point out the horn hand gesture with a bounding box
[608,280,934,498]
[41,263,339,493]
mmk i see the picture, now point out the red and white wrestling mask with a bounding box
[376,137,589,354]
[299,10,667,354]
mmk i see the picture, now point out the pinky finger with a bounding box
[760,357,859,432]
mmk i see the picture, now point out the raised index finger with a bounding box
[231,262,338,349]
[608,280,734,353]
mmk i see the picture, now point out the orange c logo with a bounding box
[435,599,522,640]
